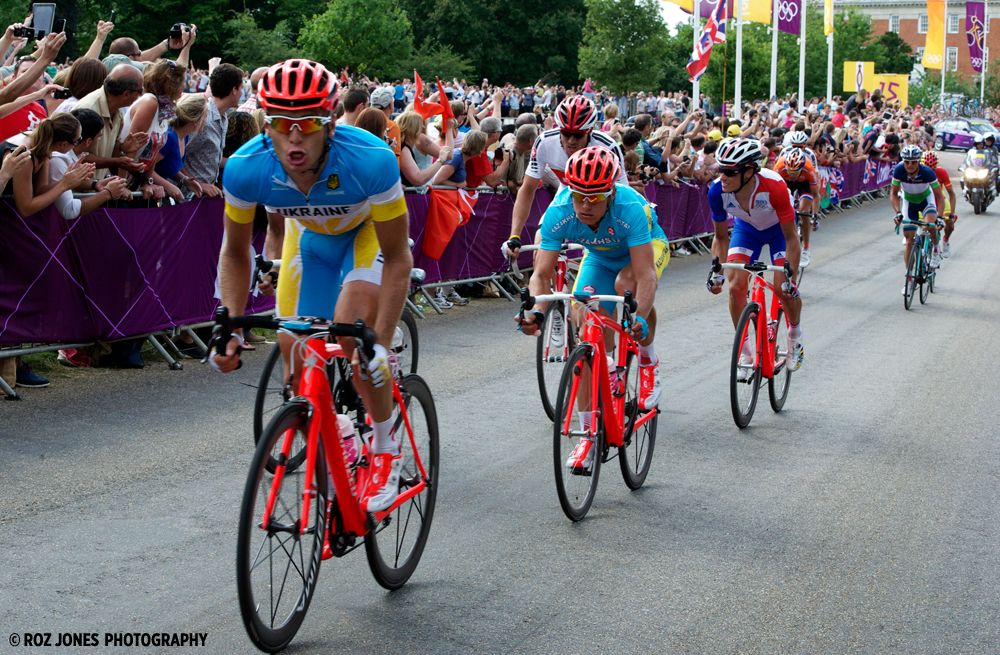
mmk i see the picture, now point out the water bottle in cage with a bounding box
[336,414,361,471]
[767,320,777,342]
[608,354,625,397]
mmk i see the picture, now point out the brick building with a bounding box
[837,0,997,79]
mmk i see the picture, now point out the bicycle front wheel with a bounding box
[365,374,440,590]
[730,302,762,429]
[553,345,602,521]
[237,403,327,653]
[253,345,287,446]
[904,242,918,310]
[918,244,930,305]
[768,308,792,412]
[619,350,656,490]
[537,301,575,421]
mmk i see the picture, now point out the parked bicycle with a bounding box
[209,309,439,653]
[520,288,658,522]
[510,243,583,420]
[708,257,795,429]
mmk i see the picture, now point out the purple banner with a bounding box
[1,162,893,346]
[967,0,986,73]
[777,0,802,35]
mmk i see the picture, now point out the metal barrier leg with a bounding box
[419,286,444,315]
[147,334,183,370]
[405,297,425,319]
[1,375,20,400]
[490,274,515,301]
[182,327,208,356]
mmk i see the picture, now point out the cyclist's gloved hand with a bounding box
[516,310,545,336]
[780,279,800,299]
[209,333,245,373]
[893,212,904,226]
[707,273,725,294]
[366,344,392,389]
[501,235,522,258]
[629,315,649,340]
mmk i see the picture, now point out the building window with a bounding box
[947,46,958,71]
[919,14,929,34]
[948,14,959,34]
[890,15,900,33]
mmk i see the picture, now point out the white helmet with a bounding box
[717,138,763,169]
[789,131,809,146]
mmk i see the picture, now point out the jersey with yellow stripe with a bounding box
[222,125,406,235]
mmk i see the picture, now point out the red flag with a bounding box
[413,70,444,120]
[421,188,477,260]
[436,76,454,127]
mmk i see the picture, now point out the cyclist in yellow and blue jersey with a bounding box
[213,59,412,513]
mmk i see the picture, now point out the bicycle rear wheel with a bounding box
[904,242,918,310]
[365,374,440,590]
[553,345,602,521]
[237,403,327,653]
[537,301,575,421]
[619,350,656,490]
[768,308,792,412]
[730,302,762,429]
[393,309,419,376]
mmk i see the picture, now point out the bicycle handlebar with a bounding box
[509,242,584,278]
[895,218,943,234]
[519,287,638,313]
[710,256,791,276]
[253,255,280,286]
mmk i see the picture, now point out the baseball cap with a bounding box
[727,124,741,137]
[708,129,723,142]
[370,87,394,109]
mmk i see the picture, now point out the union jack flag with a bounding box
[686,0,729,82]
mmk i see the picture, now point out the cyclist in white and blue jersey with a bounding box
[518,147,668,472]
[212,59,411,513]
[891,144,945,282]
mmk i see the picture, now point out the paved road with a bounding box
[3,152,998,654]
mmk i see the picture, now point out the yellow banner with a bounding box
[922,0,945,69]
[842,61,875,93]
[740,0,772,24]
[824,0,834,35]
[663,0,694,11]
[872,74,909,108]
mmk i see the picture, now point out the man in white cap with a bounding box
[370,85,401,157]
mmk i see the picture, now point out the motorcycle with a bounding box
[959,151,996,215]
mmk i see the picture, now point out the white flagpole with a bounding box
[940,0,948,107]
[826,33,834,101]
[981,3,988,108]
[798,0,807,107]
[735,0,745,119]
[693,0,701,107]
[770,0,779,100]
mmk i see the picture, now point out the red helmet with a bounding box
[258,59,340,113]
[921,151,938,168]
[564,146,620,194]
[555,95,598,132]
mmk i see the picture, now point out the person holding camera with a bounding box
[74,64,147,179]
[0,31,66,140]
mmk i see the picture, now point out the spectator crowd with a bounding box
[3,15,997,390]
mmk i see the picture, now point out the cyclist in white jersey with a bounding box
[501,95,627,257]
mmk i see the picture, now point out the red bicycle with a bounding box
[520,288,658,521]
[511,242,583,420]
[211,309,439,653]
[708,258,794,429]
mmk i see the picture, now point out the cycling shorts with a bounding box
[786,180,814,203]
[903,197,937,231]
[727,220,787,265]
[276,221,382,319]
[572,239,669,314]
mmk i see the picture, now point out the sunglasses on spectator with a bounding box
[560,129,590,141]
[570,190,611,204]
[264,115,331,135]
[719,167,746,177]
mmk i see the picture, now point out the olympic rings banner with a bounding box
[967,0,986,74]
[777,0,802,35]
[0,161,892,346]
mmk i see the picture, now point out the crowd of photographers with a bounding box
[1,15,992,388]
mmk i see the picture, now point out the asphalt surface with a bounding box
[2,151,998,655]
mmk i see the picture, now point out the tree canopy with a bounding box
[577,0,671,94]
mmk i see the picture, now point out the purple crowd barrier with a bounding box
[0,198,272,346]
[1,161,893,346]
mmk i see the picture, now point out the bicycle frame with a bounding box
[719,262,788,380]
[267,333,428,540]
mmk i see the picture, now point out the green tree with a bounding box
[222,12,294,70]
[658,23,695,97]
[408,38,473,81]
[298,0,414,78]
[874,32,914,75]
[577,0,671,93]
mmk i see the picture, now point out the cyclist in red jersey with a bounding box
[921,152,958,258]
